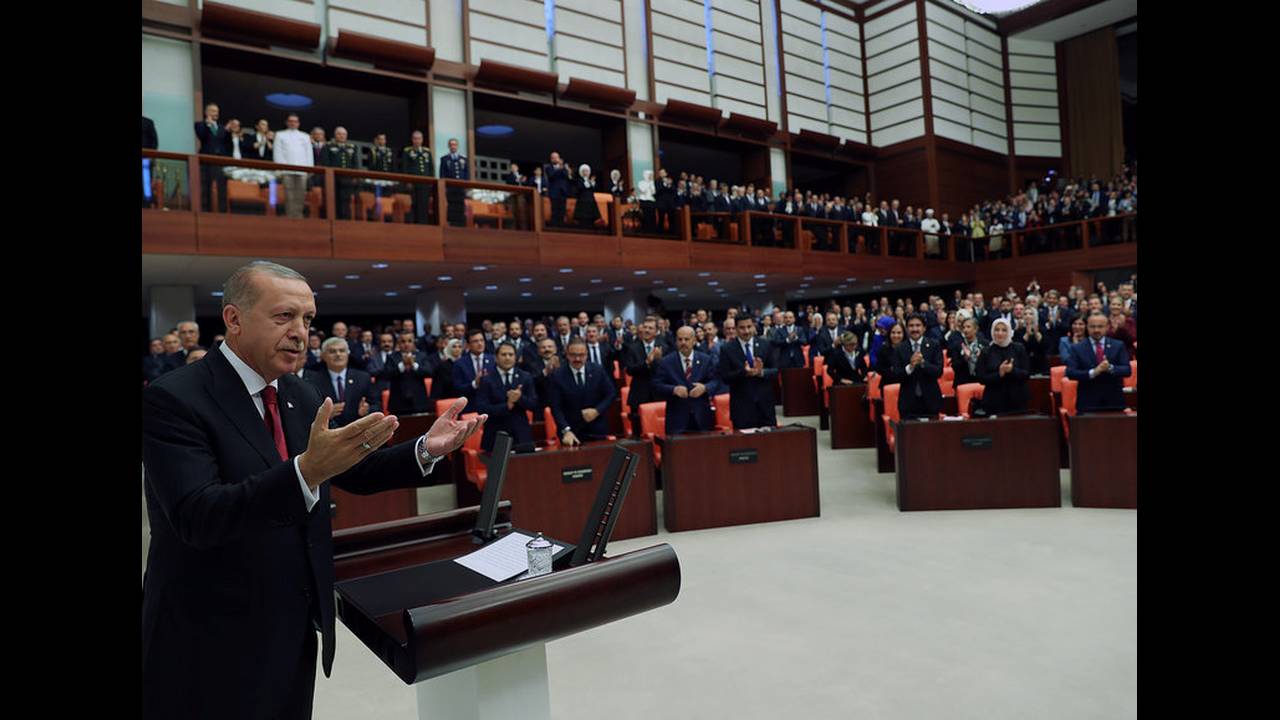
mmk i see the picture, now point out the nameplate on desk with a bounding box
[562,465,593,483]
[961,436,993,450]
[729,449,758,464]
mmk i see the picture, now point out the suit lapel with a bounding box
[277,376,311,456]
[205,348,283,468]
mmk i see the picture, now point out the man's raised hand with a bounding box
[297,398,399,488]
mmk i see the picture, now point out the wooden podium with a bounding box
[828,384,875,449]
[332,503,681,720]
[780,367,821,416]
[895,416,1061,511]
[1069,413,1137,508]
[657,425,820,531]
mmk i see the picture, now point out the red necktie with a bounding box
[1094,340,1105,364]
[685,356,693,381]
[260,386,289,461]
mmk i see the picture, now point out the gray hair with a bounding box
[177,320,199,332]
[321,337,348,351]
[222,261,308,310]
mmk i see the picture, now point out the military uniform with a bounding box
[320,141,362,219]
[400,145,433,224]
[439,152,469,227]
[369,144,395,173]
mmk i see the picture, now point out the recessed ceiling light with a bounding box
[521,291,533,297]
[372,263,389,269]
[799,283,810,288]
[666,287,677,292]
[753,273,766,279]
[322,283,337,289]
[918,280,928,284]
[210,291,224,297]
[485,285,497,291]
[553,286,564,291]
[680,293,688,297]
[756,282,767,287]
[634,270,647,275]
[385,291,398,297]
[654,280,664,285]
[803,276,814,281]
[463,291,469,296]
[613,286,624,291]
[698,272,712,277]
[590,278,602,284]
[437,275,452,281]
[408,284,423,290]
[472,265,488,271]
[707,281,719,286]
[884,278,895,283]
[559,268,574,273]
[519,277,532,283]
[579,292,590,297]
[344,274,360,280]
[846,277,855,282]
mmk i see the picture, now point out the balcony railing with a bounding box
[142,150,1136,263]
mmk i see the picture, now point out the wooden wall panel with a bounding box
[142,210,198,254]
[332,222,445,262]
[935,144,1007,216]
[195,215,333,258]
[442,229,541,265]
[972,243,1137,299]
[872,144,929,208]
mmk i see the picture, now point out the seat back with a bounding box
[423,377,433,396]
[435,398,456,417]
[639,401,666,440]
[940,365,955,396]
[227,180,263,203]
[867,372,882,400]
[713,392,731,431]
[812,354,825,378]
[956,383,984,417]
[882,384,901,424]
[1124,360,1137,389]
[381,388,389,414]
[543,406,558,446]
[802,345,811,368]
[1050,365,1067,393]
[1060,378,1078,417]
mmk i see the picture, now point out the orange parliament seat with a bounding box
[357,191,377,220]
[381,389,389,414]
[943,352,951,368]
[802,346,810,368]
[593,193,612,224]
[866,372,882,423]
[423,377,433,397]
[306,186,323,217]
[881,384,901,453]
[1059,378,1078,440]
[812,354,825,378]
[956,383,984,418]
[457,413,487,488]
[940,366,955,397]
[620,386,632,436]
[713,393,732,432]
[1050,365,1067,394]
[227,180,266,212]
[638,401,666,464]
[435,398,457,417]
[816,370,832,409]
[393,193,413,222]
[542,407,559,448]
[1124,360,1137,389]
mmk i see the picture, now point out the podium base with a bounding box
[416,643,550,720]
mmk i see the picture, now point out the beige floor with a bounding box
[143,411,1137,719]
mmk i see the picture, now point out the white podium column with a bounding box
[416,643,550,720]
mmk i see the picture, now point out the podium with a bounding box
[332,503,681,720]
[780,367,821,416]
[657,425,819,531]
[1069,413,1137,508]
[895,416,1061,511]
[828,384,875,449]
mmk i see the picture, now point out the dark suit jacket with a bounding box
[438,153,469,180]
[891,338,944,419]
[306,367,380,428]
[978,342,1030,414]
[623,339,672,409]
[383,352,433,414]
[143,354,171,383]
[452,352,497,402]
[548,363,616,440]
[825,348,868,385]
[771,325,808,368]
[948,337,989,387]
[716,337,778,430]
[1064,337,1131,412]
[193,121,229,156]
[474,368,539,451]
[142,347,431,719]
[810,326,844,359]
[143,116,158,150]
[430,357,459,399]
[652,351,723,435]
[544,164,572,199]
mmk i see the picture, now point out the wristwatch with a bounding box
[415,436,440,466]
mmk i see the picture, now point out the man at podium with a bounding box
[142,261,487,720]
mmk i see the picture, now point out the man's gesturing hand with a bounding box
[297,398,398,489]
[424,396,487,457]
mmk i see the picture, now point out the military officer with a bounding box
[400,130,433,225]
[439,137,469,227]
[369,133,395,173]
[320,126,362,220]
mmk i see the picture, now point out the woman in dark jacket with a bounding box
[1015,308,1049,374]
[430,338,463,399]
[948,316,989,387]
[573,163,602,227]
[875,322,905,388]
[979,318,1030,414]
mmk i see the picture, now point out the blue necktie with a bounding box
[744,341,754,366]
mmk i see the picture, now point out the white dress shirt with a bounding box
[862,211,878,226]
[272,128,313,169]
[219,342,435,513]
[229,134,243,160]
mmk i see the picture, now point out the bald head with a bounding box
[675,325,696,355]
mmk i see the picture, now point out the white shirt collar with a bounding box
[328,368,345,384]
[219,341,276,397]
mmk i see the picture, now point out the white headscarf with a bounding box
[578,164,591,178]
[990,317,1013,348]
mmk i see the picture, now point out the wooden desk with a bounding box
[494,440,657,542]
[658,425,819,532]
[1069,413,1137,508]
[1124,387,1138,410]
[895,416,1061,511]
[1027,376,1054,416]
[330,412,435,530]
[828,384,875,449]
[780,367,821,416]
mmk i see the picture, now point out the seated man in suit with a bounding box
[771,310,807,368]
[1064,311,1131,412]
[825,332,868,386]
[548,338,616,446]
[474,342,540,451]
[653,326,724,435]
[717,315,778,430]
[451,329,497,404]
[383,332,433,414]
[307,337,379,428]
[892,314,944,420]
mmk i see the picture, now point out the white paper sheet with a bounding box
[453,531,565,582]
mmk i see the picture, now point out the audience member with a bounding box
[548,338,616,446]
[653,326,723,435]
[717,316,778,430]
[475,342,539,451]
[979,318,1030,415]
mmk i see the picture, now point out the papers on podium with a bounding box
[454,531,566,582]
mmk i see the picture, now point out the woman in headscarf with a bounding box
[868,314,896,359]
[608,168,626,197]
[978,317,1029,414]
[636,169,656,233]
[430,338,464,399]
[573,163,602,227]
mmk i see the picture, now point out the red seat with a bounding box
[940,365,955,397]
[1050,365,1067,394]
[956,383,984,418]
[802,345,811,368]
[812,354,825,379]
[380,388,389,414]
[866,372,882,423]
[620,386,633,436]
[712,392,732,431]
[457,413,486,488]
[881,384,901,453]
[1124,360,1137,389]
[638,401,666,464]
[423,377,433,396]
[435,398,456,417]
[1059,378,1078,440]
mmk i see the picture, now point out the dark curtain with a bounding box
[1061,28,1125,177]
